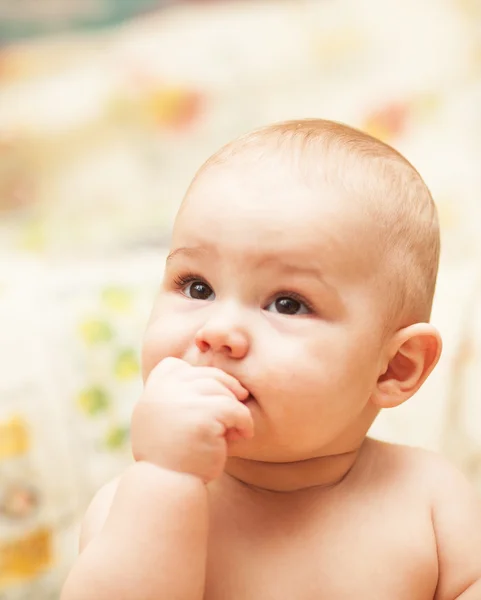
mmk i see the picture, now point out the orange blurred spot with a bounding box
[363,101,409,142]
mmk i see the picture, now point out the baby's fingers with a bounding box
[214,398,254,440]
[192,367,249,401]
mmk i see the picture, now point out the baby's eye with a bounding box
[183,280,215,301]
[265,296,310,316]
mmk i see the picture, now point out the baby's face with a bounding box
[142,159,389,461]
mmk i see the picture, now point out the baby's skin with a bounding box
[61,120,481,600]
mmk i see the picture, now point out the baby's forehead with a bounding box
[176,186,377,284]
[185,160,335,224]
[184,151,357,219]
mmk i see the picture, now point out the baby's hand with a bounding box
[131,357,254,483]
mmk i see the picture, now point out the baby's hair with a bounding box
[193,119,440,328]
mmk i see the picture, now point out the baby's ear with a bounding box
[371,323,442,409]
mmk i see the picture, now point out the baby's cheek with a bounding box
[263,346,327,395]
[141,317,192,381]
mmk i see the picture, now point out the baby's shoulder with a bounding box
[367,441,481,598]
[365,437,473,498]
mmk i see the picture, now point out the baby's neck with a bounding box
[224,440,370,494]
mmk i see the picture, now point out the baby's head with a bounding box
[142,119,442,465]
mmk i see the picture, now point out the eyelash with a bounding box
[172,272,207,290]
[172,272,315,314]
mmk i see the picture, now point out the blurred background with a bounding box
[0,0,481,597]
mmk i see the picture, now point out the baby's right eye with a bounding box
[182,280,215,301]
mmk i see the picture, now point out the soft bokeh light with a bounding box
[1,1,480,597]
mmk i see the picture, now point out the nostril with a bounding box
[196,339,210,352]
[195,327,247,358]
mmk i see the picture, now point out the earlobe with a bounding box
[371,323,442,409]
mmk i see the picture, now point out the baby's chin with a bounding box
[225,435,264,460]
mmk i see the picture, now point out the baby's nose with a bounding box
[195,323,249,359]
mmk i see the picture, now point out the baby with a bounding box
[61,119,481,599]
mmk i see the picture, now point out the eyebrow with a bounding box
[256,256,325,280]
[166,246,210,262]
[256,256,339,301]
[167,247,328,284]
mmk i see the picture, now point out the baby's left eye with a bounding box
[265,296,311,316]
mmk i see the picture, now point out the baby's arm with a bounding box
[61,358,252,600]
[60,462,209,600]
[431,459,481,599]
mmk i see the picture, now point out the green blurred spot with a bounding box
[105,426,130,450]
[77,387,110,416]
[78,319,114,344]
[101,287,132,313]
[114,348,140,380]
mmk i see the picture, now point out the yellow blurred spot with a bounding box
[78,319,114,344]
[114,349,140,380]
[0,528,53,587]
[144,87,201,128]
[19,220,46,253]
[0,416,29,460]
[101,287,132,313]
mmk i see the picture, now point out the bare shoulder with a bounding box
[363,437,470,485]
[365,438,481,599]
[79,475,121,552]
[425,453,481,599]
[376,439,479,496]
[359,438,479,502]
